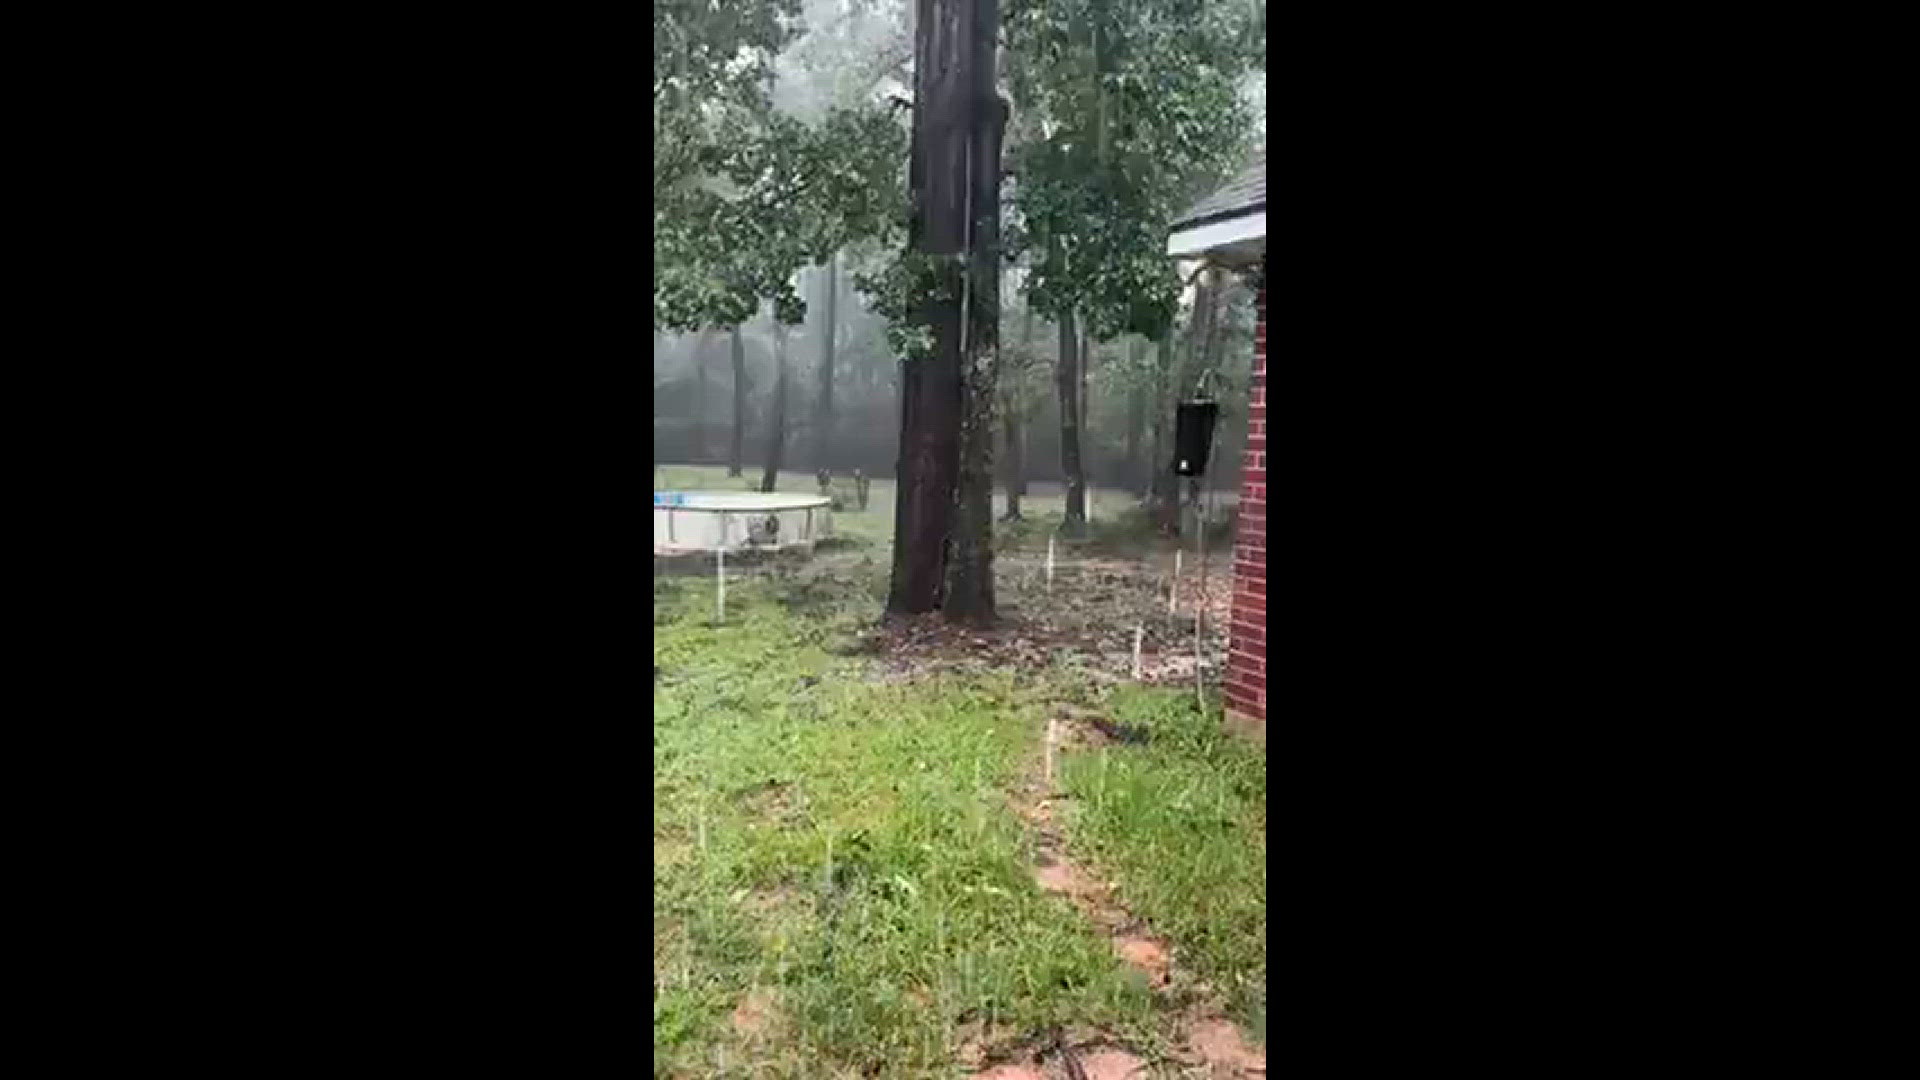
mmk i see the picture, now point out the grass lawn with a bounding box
[654,463,1264,1078]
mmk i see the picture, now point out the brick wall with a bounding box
[1224,283,1266,729]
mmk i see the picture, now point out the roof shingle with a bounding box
[1170,148,1265,230]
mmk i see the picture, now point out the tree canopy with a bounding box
[1002,0,1263,341]
[654,0,908,333]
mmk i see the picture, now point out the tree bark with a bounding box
[812,254,838,470]
[760,319,789,493]
[889,0,994,616]
[728,326,748,477]
[889,289,962,612]
[1057,307,1087,534]
[941,79,1007,625]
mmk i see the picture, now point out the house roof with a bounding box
[1166,148,1265,268]
[1170,148,1265,232]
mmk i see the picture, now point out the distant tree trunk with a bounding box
[728,326,748,477]
[1004,302,1036,515]
[694,329,716,463]
[1057,307,1087,534]
[760,320,789,493]
[1079,325,1093,500]
[1001,400,1024,521]
[1125,340,1144,496]
[812,254,838,470]
[1150,329,1180,535]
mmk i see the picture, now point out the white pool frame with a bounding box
[654,492,834,555]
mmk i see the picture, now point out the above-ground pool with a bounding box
[654,491,833,554]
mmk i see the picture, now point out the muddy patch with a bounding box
[1032,855,1103,898]
[1113,935,1170,987]
[729,987,782,1040]
[1187,1018,1265,1074]
[1075,1048,1150,1080]
[968,1066,1047,1080]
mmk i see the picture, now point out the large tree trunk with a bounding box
[1057,307,1087,534]
[812,254,838,470]
[728,326,748,477]
[941,79,1007,625]
[888,0,993,616]
[890,292,962,611]
[760,319,789,493]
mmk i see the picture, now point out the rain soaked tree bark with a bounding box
[888,0,1000,617]
[940,83,1007,625]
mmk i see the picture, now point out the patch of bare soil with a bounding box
[729,987,783,1041]
[855,552,1233,686]
[966,1030,1155,1080]
[970,1065,1048,1080]
[1076,1048,1151,1079]
[1185,1019,1267,1075]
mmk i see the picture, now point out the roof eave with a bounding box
[1167,210,1267,265]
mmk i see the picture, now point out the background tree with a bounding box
[1002,0,1262,534]
[655,0,909,491]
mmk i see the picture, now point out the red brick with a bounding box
[1228,674,1265,703]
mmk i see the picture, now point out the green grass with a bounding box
[654,578,1157,1078]
[654,462,1266,1075]
[1058,686,1268,1043]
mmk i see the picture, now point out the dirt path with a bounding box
[964,712,1265,1080]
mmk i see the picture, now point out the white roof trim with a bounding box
[1167,210,1267,259]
